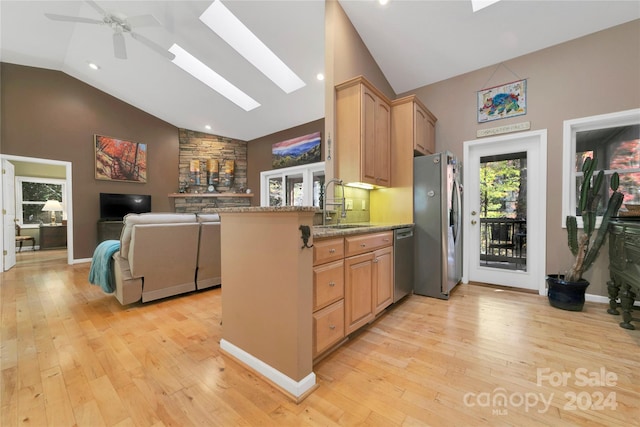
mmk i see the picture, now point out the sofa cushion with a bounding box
[120,213,197,260]
[196,213,220,223]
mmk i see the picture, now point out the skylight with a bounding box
[199,0,306,94]
[471,0,501,13]
[169,43,260,112]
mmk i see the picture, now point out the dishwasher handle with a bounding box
[395,229,414,240]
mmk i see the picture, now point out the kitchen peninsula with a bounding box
[215,206,411,401]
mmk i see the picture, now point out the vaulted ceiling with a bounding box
[1,1,638,141]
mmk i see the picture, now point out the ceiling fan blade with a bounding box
[113,32,127,59]
[130,31,175,60]
[126,14,160,28]
[45,13,103,25]
[85,0,107,17]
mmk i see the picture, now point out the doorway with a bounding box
[463,130,547,293]
[1,155,74,270]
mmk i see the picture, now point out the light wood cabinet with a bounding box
[344,231,394,335]
[373,246,393,315]
[335,76,391,187]
[313,231,394,356]
[392,95,437,156]
[313,237,345,358]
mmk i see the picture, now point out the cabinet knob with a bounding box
[329,325,336,330]
[383,238,389,242]
[329,281,335,287]
[329,248,336,254]
[360,243,366,248]
[373,259,379,263]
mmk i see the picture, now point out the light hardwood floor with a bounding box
[1,250,639,426]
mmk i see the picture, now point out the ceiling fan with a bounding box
[45,0,174,60]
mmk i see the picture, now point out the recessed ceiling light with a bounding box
[472,0,501,12]
[379,0,390,5]
[205,125,212,130]
[199,0,306,94]
[316,73,324,81]
[88,62,100,70]
[169,43,260,112]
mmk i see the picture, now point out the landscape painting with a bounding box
[272,132,321,169]
[95,135,147,183]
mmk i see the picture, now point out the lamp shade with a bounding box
[42,200,63,212]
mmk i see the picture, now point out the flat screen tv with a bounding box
[100,193,151,221]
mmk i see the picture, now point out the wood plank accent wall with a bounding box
[177,129,250,212]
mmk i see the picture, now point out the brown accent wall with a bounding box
[1,63,180,259]
[246,119,325,206]
[405,20,640,296]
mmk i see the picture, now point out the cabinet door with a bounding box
[414,103,428,155]
[375,100,391,186]
[313,260,344,311]
[344,252,374,334]
[362,86,377,185]
[313,300,345,357]
[373,246,394,315]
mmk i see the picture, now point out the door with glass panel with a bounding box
[464,130,547,292]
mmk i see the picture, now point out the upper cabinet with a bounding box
[335,76,391,188]
[392,95,437,156]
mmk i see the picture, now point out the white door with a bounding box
[463,130,547,293]
[3,160,17,271]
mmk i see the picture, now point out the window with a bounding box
[260,162,324,207]
[16,177,66,228]
[562,109,640,227]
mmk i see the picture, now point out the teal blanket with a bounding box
[89,240,120,293]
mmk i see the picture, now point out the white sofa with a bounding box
[112,212,221,305]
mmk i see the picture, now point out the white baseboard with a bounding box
[73,258,92,264]
[219,339,316,400]
[585,293,640,307]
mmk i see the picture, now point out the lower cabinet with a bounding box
[313,238,346,358]
[313,231,394,360]
[344,239,394,335]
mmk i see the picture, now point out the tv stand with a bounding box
[98,220,124,243]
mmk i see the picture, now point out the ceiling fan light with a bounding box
[88,62,100,70]
[199,0,305,94]
[169,43,260,112]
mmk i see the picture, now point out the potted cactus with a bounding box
[547,156,624,311]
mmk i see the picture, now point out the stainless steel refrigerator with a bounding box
[414,152,463,299]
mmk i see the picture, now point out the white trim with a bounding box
[463,129,547,295]
[16,176,67,229]
[562,108,640,229]
[220,339,316,399]
[1,155,74,265]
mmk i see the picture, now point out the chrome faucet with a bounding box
[322,178,347,226]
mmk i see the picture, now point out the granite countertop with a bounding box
[313,223,414,238]
[213,206,319,214]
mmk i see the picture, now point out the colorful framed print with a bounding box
[478,79,527,123]
[95,135,147,183]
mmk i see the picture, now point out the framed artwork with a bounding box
[478,79,527,123]
[95,135,147,183]
[272,131,321,169]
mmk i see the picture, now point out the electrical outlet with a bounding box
[345,199,353,210]
[361,200,366,210]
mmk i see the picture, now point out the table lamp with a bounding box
[42,200,63,225]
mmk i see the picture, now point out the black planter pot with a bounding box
[546,274,590,311]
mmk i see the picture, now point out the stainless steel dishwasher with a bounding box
[393,227,414,302]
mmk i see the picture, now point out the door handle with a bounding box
[471,220,477,225]
[471,211,477,216]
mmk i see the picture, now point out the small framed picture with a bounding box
[478,79,527,123]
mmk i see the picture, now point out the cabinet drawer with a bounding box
[313,260,344,311]
[345,231,393,257]
[313,300,345,357]
[314,237,345,266]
